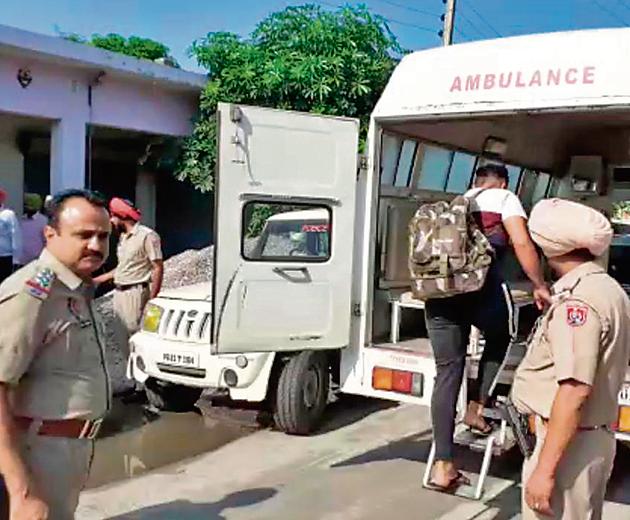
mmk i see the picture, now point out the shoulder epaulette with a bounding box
[24,267,56,301]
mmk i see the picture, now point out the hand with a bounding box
[525,466,555,517]
[10,490,49,520]
[533,285,552,311]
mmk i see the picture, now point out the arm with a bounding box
[0,384,48,519]
[145,232,163,299]
[93,269,116,286]
[525,299,601,516]
[10,212,22,267]
[0,287,50,519]
[503,216,551,309]
[150,260,163,299]
[525,380,591,515]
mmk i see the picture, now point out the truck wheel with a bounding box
[273,351,329,435]
[144,378,202,412]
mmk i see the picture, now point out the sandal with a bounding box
[427,471,471,492]
[463,415,493,436]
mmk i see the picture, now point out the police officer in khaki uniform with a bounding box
[94,198,163,363]
[512,198,630,519]
[0,189,111,520]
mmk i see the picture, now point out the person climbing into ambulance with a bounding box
[426,163,552,490]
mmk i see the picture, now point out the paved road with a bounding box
[78,398,630,519]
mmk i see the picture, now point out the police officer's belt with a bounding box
[527,415,610,434]
[115,281,149,291]
[14,416,103,440]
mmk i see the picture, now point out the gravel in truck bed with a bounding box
[97,246,214,393]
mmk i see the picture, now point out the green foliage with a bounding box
[176,3,403,191]
[613,201,630,220]
[59,29,178,65]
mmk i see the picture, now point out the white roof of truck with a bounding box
[373,27,630,120]
[267,209,329,222]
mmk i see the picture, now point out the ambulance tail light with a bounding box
[617,406,630,433]
[372,367,424,397]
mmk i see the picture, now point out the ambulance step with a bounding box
[453,421,516,455]
[422,434,497,500]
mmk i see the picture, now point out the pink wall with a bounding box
[0,54,199,136]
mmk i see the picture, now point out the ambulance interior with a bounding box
[370,110,630,375]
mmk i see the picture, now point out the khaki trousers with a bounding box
[522,417,616,520]
[113,285,150,359]
[20,434,93,520]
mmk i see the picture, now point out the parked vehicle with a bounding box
[128,28,630,448]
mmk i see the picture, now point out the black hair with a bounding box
[475,163,509,182]
[47,189,108,229]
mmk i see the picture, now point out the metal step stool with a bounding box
[422,405,515,500]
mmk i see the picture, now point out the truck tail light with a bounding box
[372,367,393,391]
[617,406,630,433]
[373,367,423,397]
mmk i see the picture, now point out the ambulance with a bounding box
[128,28,630,464]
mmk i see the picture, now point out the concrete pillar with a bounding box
[0,138,24,213]
[136,170,156,229]
[50,117,86,194]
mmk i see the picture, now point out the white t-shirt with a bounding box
[0,206,21,260]
[465,187,527,252]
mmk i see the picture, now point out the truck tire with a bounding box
[144,378,202,412]
[273,351,329,435]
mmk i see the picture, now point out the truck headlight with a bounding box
[142,304,164,333]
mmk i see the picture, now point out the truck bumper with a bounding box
[128,332,275,402]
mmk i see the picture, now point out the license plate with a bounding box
[619,382,630,406]
[161,352,199,368]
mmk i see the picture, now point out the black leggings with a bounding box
[425,273,514,461]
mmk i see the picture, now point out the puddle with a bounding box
[86,400,250,489]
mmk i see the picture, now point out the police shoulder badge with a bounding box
[566,304,588,327]
[25,267,56,300]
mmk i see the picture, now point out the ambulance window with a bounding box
[532,172,551,204]
[505,165,522,193]
[518,169,539,212]
[241,202,331,262]
[395,140,417,187]
[380,134,402,185]
[446,152,476,193]
[416,144,453,191]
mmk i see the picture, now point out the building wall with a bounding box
[0,55,198,137]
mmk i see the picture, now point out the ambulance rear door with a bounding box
[212,103,360,354]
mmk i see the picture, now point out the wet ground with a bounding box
[78,400,630,519]
[87,398,252,489]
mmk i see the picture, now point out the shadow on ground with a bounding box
[314,395,399,435]
[108,487,277,520]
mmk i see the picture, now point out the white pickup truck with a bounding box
[128,28,630,451]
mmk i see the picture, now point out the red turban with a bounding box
[0,189,6,205]
[109,197,141,222]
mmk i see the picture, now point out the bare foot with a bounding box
[464,401,492,434]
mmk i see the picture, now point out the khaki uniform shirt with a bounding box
[0,249,110,420]
[114,223,162,286]
[512,262,630,427]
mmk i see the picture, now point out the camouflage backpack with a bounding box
[408,192,494,300]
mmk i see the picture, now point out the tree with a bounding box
[58,29,178,65]
[176,3,403,191]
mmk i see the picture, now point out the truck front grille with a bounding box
[159,307,212,343]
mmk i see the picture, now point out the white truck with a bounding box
[128,28,630,457]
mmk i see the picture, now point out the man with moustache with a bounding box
[0,189,112,519]
[93,198,163,397]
